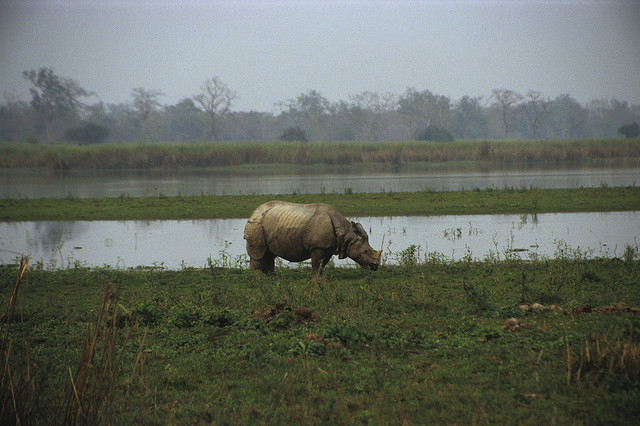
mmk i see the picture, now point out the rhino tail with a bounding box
[244,220,267,260]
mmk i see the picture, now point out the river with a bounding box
[1,212,637,269]
[2,163,638,198]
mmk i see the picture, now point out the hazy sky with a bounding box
[1,0,639,112]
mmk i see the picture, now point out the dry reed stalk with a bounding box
[0,256,34,425]
[64,282,133,425]
[566,327,640,385]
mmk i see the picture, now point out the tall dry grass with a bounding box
[565,327,640,385]
[0,257,34,425]
[0,260,146,425]
[0,138,639,169]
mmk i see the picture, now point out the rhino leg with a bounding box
[310,248,333,281]
[250,252,275,275]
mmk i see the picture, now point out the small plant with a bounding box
[622,244,638,263]
[202,309,235,327]
[462,279,492,312]
[395,244,422,268]
[322,320,371,347]
[131,300,163,325]
[170,305,200,328]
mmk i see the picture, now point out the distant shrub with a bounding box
[617,122,639,138]
[414,125,454,142]
[280,126,308,142]
[64,122,110,144]
[25,135,39,144]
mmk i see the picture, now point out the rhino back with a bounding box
[260,202,334,262]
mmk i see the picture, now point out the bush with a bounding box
[131,301,162,325]
[64,122,110,144]
[279,126,308,142]
[617,122,640,138]
[414,125,454,142]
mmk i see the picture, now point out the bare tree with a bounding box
[131,87,164,143]
[193,77,236,141]
[491,88,522,138]
[521,90,552,139]
[350,91,396,141]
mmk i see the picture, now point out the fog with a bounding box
[1,0,640,112]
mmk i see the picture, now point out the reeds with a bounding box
[1,138,639,169]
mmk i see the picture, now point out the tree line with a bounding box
[1,67,639,144]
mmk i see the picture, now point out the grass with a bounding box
[1,253,639,424]
[1,186,639,221]
[1,138,639,169]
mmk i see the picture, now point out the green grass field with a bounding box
[2,254,639,424]
[2,187,639,221]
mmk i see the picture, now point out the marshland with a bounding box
[1,138,640,424]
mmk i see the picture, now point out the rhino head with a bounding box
[339,222,382,271]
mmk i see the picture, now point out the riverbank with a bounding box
[1,187,639,221]
[1,138,639,169]
[2,258,639,424]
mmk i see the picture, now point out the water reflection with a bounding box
[2,164,638,198]
[1,212,638,269]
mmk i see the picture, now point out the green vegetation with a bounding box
[2,252,639,424]
[1,187,639,221]
[1,138,639,169]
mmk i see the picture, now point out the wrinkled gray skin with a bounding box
[244,201,381,280]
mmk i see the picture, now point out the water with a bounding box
[2,164,638,198]
[2,212,637,269]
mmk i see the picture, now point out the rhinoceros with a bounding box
[244,201,381,280]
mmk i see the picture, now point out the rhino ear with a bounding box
[244,221,267,259]
[338,222,360,259]
[337,230,349,259]
[353,222,368,241]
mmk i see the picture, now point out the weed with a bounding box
[462,279,493,313]
[322,319,371,347]
[395,244,422,268]
[131,300,162,326]
[623,243,638,263]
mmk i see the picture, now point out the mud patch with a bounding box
[519,302,639,315]
[250,304,321,323]
[301,333,345,350]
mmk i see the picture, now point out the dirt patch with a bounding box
[505,317,522,332]
[519,302,639,315]
[301,333,344,350]
[250,304,321,323]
